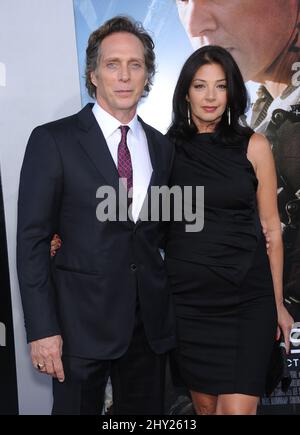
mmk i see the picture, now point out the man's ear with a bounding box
[144,74,149,88]
[90,71,97,88]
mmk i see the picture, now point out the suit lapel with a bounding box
[77,104,120,191]
[136,118,165,226]
[75,106,165,227]
[138,117,160,191]
[77,104,133,227]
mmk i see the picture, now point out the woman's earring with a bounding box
[187,104,191,126]
[227,106,231,126]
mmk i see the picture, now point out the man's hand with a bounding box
[50,234,61,257]
[30,335,65,382]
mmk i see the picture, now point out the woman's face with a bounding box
[177,0,299,82]
[188,62,228,132]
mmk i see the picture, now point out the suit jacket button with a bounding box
[130,263,137,272]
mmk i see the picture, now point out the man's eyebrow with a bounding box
[103,57,145,63]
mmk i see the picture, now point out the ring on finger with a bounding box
[36,363,45,370]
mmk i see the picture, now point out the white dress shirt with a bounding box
[92,102,153,223]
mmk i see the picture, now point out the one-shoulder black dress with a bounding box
[165,133,277,396]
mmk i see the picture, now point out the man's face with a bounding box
[176,0,298,82]
[91,32,148,119]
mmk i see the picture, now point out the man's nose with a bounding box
[185,1,217,38]
[119,65,130,81]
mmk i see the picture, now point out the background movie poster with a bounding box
[73,0,300,414]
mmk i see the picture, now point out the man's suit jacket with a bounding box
[17,103,176,359]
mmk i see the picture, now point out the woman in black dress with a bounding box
[166,46,294,415]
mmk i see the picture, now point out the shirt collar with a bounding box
[92,102,140,140]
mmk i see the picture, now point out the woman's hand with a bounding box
[276,303,294,354]
[262,227,270,251]
[50,234,62,257]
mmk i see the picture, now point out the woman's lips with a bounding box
[202,106,218,112]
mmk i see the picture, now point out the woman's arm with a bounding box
[247,133,294,352]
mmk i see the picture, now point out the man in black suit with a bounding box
[17,16,176,415]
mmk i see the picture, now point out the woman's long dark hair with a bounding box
[167,45,253,146]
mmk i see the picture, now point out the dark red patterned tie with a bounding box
[117,125,132,192]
